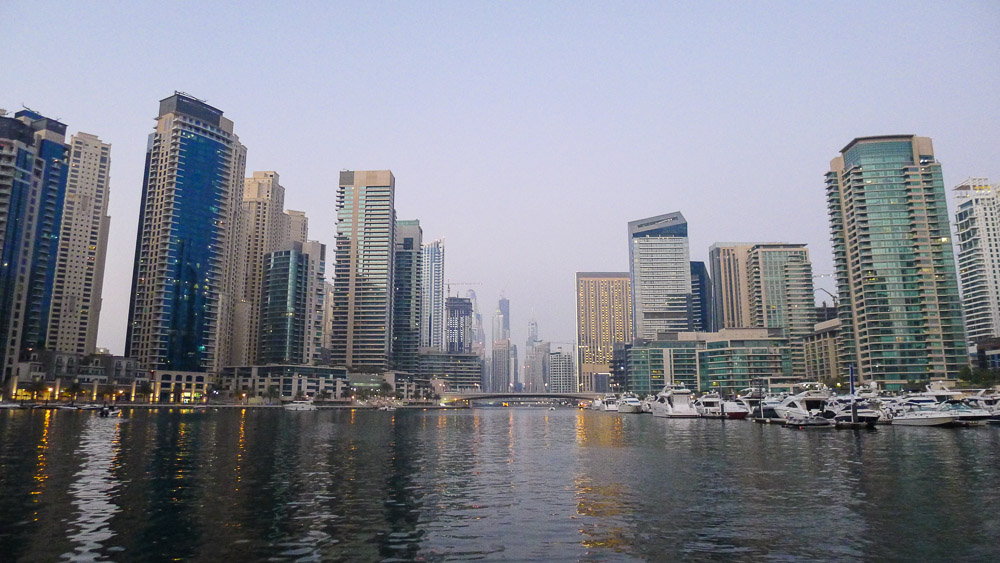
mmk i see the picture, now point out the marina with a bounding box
[0,407,998,561]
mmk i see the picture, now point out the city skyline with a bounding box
[4,2,999,356]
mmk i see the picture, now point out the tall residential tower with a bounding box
[330,170,396,369]
[954,178,1000,342]
[629,212,692,339]
[826,135,965,387]
[126,93,247,373]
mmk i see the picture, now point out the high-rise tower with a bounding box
[629,212,692,338]
[258,240,325,365]
[575,272,633,384]
[330,170,395,369]
[420,238,445,350]
[126,93,247,374]
[47,132,111,356]
[393,220,422,372]
[0,110,68,381]
[954,178,1000,342]
[233,171,287,366]
[826,135,966,387]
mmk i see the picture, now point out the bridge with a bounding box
[439,392,602,404]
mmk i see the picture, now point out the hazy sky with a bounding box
[4,1,999,358]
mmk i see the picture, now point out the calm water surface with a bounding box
[0,407,998,562]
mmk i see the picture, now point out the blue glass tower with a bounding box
[0,111,68,383]
[126,93,246,373]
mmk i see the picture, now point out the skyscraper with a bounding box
[330,170,395,369]
[126,93,247,374]
[420,238,445,350]
[575,272,633,384]
[690,261,712,332]
[233,171,287,366]
[746,244,815,376]
[490,338,511,392]
[285,209,308,245]
[826,135,966,387]
[393,220,422,372]
[0,110,69,381]
[709,243,755,330]
[548,348,576,393]
[258,240,325,365]
[46,133,111,356]
[954,178,1000,342]
[629,212,692,338]
[498,296,510,340]
[445,296,473,353]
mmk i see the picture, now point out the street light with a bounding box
[46,387,53,406]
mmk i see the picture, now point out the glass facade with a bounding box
[827,136,966,387]
[126,94,245,374]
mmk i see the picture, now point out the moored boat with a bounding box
[617,394,643,414]
[651,385,699,418]
[890,406,955,426]
[284,400,317,411]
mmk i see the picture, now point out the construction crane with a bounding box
[446,280,482,296]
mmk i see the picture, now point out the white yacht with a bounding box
[694,393,749,420]
[601,394,619,412]
[938,400,991,425]
[774,382,831,420]
[890,405,955,426]
[284,400,317,411]
[617,395,643,414]
[651,385,699,418]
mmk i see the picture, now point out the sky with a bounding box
[4,1,1000,359]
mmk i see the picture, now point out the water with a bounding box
[0,408,998,562]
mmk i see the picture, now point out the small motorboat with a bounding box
[889,406,955,427]
[785,413,834,429]
[284,400,318,411]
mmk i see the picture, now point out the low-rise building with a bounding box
[418,350,483,391]
[221,365,349,402]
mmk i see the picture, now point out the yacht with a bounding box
[938,400,991,426]
[824,396,882,428]
[785,412,834,429]
[694,393,749,420]
[617,395,643,414]
[651,385,699,418]
[284,400,317,411]
[640,396,654,413]
[601,394,619,412]
[889,405,955,426]
[774,382,831,420]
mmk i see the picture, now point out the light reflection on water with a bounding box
[63,416,123,561]
[0,408,998,561]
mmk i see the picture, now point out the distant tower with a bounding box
[0,110,69,380]
[126,93,247,373]
[575,272,633,388]
[954,178,1000,342]
[709,243,755,330]
[689,261,712,332]
[549,348,576,393]
[490,339,511,392]
[445,296,474,353]
[330,170,396,369]
[233,171,287,366]
[420,238,445,350]
[498,296,510,340]
[393,220,422,372]
[628,212,692,338]
[827,135,966,386]
[258,240,325,365]
[48,132,111,356]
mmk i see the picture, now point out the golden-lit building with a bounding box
[576,272,633,389]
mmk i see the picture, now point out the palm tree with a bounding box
[316,390,331,403]
[266,385,281,405]
[138,381,154,403]
[339,386,351,401]
[25,379,46,401]
[65,380,85,406]
[379,381,393,397]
